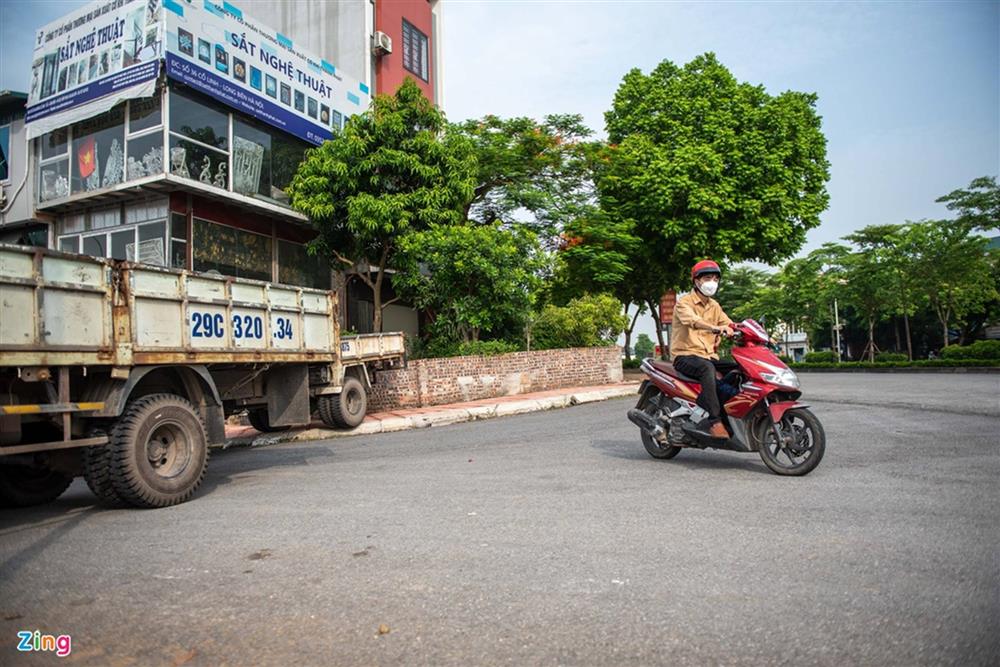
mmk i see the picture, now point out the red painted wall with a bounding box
[375,0,434,101]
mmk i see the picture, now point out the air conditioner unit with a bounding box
[373,31,392,56]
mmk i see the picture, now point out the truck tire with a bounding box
[247,408,291,433]
[0,464,73,508]
[82,428,126,507]
[108,394,209,508]
[318,377,367,429]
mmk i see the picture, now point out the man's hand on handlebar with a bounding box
[713,325,736,339]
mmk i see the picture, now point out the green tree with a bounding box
[393,223,545,342]
[599,53,830,345]
[717,266,770,320]
[633,333,655,359]
[452,114,596,239]
[393,223,544,344]
[901,220,997,348]
[936,175,1000,232]
[550,210,656,359]
[532,294,629,350]
[288,79,476,332]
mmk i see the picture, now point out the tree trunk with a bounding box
[941,317,949,349]
[904,313,913,361]
[867,316,876,362]
[648,298,667,360]
[372,270,383,333]
[894,317,901,353]
[622,302,642,361]
[371,246,391,333]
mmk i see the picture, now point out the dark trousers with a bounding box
[673,355,736,422]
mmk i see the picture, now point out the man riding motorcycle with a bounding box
[670,260,736,440]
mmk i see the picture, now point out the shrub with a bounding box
[454,340,521,357]
[941,340,1000,360]
[532,294,629,350]
[778,354,794,364]
[622,358,644,369]
[788,359,1000,369]
[416,338,522,359]
[876,352,908,362]
[804,350,836,363]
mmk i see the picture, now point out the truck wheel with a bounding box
[82,428,126,507]
[108,394,209,508]
[247,408,291,433]
[0,464,73,508]
[318,377,367,428]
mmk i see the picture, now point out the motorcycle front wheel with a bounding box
[757,407,825,476]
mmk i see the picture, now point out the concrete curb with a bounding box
[223,384,640,449]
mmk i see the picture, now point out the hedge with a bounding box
[788,359,1000,370]
[940,340,1000,360]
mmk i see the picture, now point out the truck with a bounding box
[0,242,405,509]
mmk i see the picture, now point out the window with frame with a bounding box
[56,200,181,268]
[36,96,165,203]
[70,105,125,195]
[169,86,230,190]
[0,124,10,182]
[192,218,272,281]
[233,117,309,205]
[278,240,328,289]
[38,128,70,202]
[401,19,429,82]
[125,95,164,181]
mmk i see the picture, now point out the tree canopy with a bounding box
[600,53,830,288]
[288,78,476,331]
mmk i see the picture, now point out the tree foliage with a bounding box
[633,333,655,359]
[900,220,997,348]
[393,223,545,344]
[451,113,596,240]
[288,78,476,331]
[599,53,830,290]
[936,175,1000,232]
[532,294,629,350]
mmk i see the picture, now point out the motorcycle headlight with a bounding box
[760,368,800,389]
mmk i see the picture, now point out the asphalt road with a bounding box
[2,373,998,666]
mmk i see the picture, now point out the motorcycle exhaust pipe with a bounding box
[628,408,666,441]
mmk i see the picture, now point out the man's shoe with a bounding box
[683,418,729,441]
[708,421,729,440]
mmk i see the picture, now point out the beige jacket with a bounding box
[669,291,733,360]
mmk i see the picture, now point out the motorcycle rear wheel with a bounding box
[639,394,682,460]
[757,407,825,476]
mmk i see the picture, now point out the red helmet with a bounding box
[691,259,721,281]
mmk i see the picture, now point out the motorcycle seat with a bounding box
[650,360,700,384]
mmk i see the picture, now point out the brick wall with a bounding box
[367,346,623,412]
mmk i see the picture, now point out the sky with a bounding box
[2,0,998,344]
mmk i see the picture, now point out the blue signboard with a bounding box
[164,0,369,146]
[166,54,332,146]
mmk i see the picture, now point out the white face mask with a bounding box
[699,279,719,297]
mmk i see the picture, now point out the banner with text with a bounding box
[26,0,163,127]
[164,0,370,146]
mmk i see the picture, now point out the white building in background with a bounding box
[773,322,810,362]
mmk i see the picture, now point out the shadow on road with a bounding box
[0,442,339,531]
[591,438,769,474]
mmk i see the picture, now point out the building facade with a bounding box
[0,91,47,246]
[4,0,440,337]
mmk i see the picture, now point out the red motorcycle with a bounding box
[627,319,825,476]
